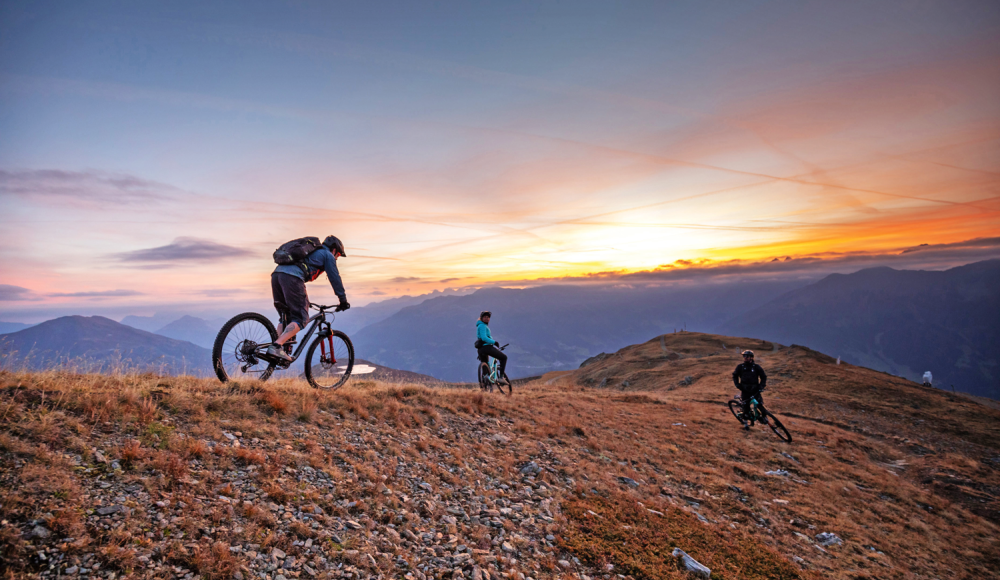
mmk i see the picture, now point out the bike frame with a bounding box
[261,307,335,364]
[479,343,508,385]
[484,357,501,384]
[739,392,770,423]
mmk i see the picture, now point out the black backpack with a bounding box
[273,237,323,266]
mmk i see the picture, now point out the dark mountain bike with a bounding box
[213,303,354,389]
[478,343,511,395]
[728,389,792,442]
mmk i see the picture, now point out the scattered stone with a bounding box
[765,469,789,476]
[272,547,287,559]
[617,476,639,487]
[672,548,711,578]
[519,462,541,475]
[96,505,122,516]
[30,525,51,539]
[816,532,843,546]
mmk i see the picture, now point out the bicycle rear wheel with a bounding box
[762,409,792,442]
[213,313,278,383]
[478,362,492,392]
[304,330,354,389]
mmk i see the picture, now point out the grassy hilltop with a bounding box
[1,332,998,579]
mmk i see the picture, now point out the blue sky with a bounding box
[1,0,998,322]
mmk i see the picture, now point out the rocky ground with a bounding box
[2,379,586,580]
[2,332,999,580]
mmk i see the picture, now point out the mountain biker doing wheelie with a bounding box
[733,349,767,430]
[475,311,508,385]
[268,235,350,362]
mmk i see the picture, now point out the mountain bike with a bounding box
[728,389,792,442]
[478,343,511,395]
[212,303,354,389]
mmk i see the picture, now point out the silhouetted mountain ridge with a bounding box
[0,316,212,375]
[351,280,806,382]
[0,322,33,335]
[721,259,1000,398]
[154,315,218,349]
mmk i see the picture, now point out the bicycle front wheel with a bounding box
[762,409,792,442]
[727,399,745,423]
[213,313,278,383]
[495,372,512,395]
[304,330,354,389]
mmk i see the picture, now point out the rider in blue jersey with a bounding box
[268,236,349,361]
[475,311,508,384]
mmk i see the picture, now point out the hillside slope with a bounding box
[1,332,997,579]
[720,259,1000,398]
[0,315,212,375]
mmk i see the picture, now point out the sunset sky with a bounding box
[1,1,999,321]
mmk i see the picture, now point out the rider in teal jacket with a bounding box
[477,319,498,346]
[475,311,507,383]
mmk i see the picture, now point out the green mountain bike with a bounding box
[478,343,511,395]
[728,389,792,442]
[212,302,354,389]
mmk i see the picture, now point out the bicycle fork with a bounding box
[319,335,337,365]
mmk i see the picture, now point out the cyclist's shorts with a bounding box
[271,272,309,328]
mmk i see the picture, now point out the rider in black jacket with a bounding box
[733,350,767,429]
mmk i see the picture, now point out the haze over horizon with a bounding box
[2,1,999,322]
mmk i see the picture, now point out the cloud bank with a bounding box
[0,169,176,206]
[0,285,33,301]
[487,237,1000,288]
[111,238,254,265]
[48,289,144,298]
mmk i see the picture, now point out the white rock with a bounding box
[672,548,710,579]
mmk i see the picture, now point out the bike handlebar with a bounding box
[310,303,337,311]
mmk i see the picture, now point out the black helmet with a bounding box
[742,350,755,358]
[323,235,346,257]
[480,311,492,320]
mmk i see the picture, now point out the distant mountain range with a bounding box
[120,313,183,333]
[153,315,219,349]
[349,280,805,382]
[721,259,1000,398]
[4,260,997,398]
[0,316,212,375]
[329,289,475,336]
[113,289,470,350]
[0,322,34,335]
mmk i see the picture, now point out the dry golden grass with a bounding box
[561,490,806,579]
[1,333,998,579]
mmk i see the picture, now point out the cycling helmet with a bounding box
[323,235,346,257]
[742,350,755,358]
[480,311,492,320]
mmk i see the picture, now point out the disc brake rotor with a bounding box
[235,340,259,364]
